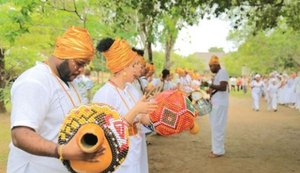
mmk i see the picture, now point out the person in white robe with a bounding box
[250,74,264,111]
[202,55,229,158]
[7,27,101,173]
[294,71,300,111]
[267,78,280,111]
[93,38,157,173]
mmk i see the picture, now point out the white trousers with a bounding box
[295,93,300,110]
[209,105,228,155]
[252,91,261,110]
[267,93,278,110]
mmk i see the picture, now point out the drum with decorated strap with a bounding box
[148,90,199,136]
[58,103,129,173]
[191,90,212,116]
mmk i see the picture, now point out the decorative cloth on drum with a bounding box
[58,103,129,173]
[149,90,197,136]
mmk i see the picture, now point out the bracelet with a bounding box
[58,145,64,160]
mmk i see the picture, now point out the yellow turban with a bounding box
[209,55,220,65]
[102,38,138,73]
[53,26,95,60]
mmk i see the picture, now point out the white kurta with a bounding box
[210,69,229,155]
[7,62,81,173]
[92,82,148,173]
[294,76,300,110]
[180,75,193,94]
[267,83,280,110]
[250,80,264,110]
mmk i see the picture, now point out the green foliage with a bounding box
[224,28,300,76]
[208,47,224,53]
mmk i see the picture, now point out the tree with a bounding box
[208,47,224,53]
[0,48,6,113]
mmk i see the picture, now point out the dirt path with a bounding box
[148,96,300,173]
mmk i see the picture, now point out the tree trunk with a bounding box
[0,48,6,113]
[147,41,153,63]
[164,35,175,70]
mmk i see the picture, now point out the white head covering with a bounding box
[255,74,261,78]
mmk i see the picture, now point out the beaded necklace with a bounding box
[45,61,81,107]
[108,79,137,111]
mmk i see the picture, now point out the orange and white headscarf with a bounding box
[102,38,138,73]
[54,26,95,60]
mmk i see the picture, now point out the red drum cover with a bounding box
[149,90,197,136]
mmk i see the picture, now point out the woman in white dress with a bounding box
[250,74,264,111]
[93,38,157,173]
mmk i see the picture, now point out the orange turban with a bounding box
[176,68,184,75]
[102,38,138,73]
[138,55,146,66]
[54,26,95,60]
[209,55,220,65]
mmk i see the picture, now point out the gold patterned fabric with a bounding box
[102,38,138,73]
[209,55,220,65]
[54,26,95,60]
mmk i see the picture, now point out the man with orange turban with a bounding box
[7,26,105,173]
[203,55,229,158]
[93,37,157,173]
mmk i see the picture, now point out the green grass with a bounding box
[229,89,251,98]
[0,112,11,172]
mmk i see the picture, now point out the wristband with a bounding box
[58,145,64,160]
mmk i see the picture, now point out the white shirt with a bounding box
[180,75,193,94]
[251,80,264,94]
[92,82,146,173]
[211,69,229,106]
[294,76,300,94]
[73,74,93,104]
[7,62,81,173]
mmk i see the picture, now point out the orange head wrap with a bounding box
[209,55,220,65]
[138,55,146,66]
[102,38,138,73]
[53,26,95,60]
[176,68,184,76]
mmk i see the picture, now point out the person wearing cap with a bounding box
[93,38,157,173]
[202,55,229,158]
[7,27,105,173]
[250,74,264,111]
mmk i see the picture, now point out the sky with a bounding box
[172,18,236,56]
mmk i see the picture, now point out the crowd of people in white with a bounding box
[230,71,300,112]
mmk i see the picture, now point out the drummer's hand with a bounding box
[206,88,212,94]
[139,114,151,125]
[135,95,158,114]
[61,141,106,162]
[201,81,209,87]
